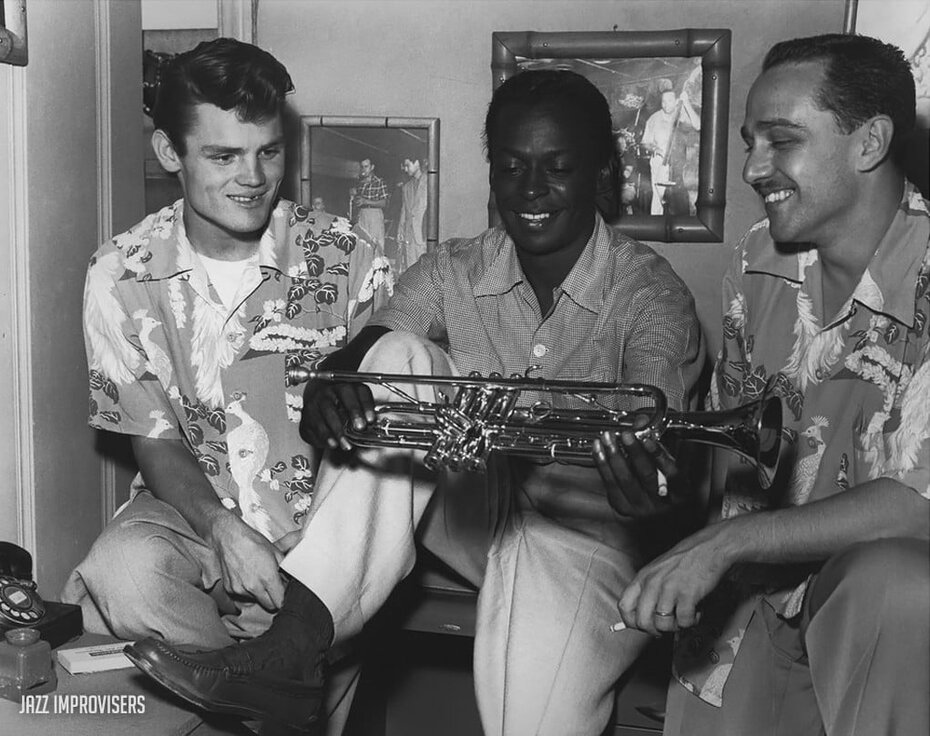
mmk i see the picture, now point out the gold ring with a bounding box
[654,610,674,617]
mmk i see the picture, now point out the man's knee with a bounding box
[80,523,195,606]
[360,330,453,377]
[812,537,930,625]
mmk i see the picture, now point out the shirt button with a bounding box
[532,343,548,358]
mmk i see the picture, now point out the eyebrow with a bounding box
[740,119,808,138]
[200,139,285,155]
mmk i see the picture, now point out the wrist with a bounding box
[715,513,760,567]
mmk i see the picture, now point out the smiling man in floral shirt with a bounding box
[61,38,391,732]
[615,34,929,736]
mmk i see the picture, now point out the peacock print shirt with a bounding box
[83,198,393,544]
[675,181,930,706]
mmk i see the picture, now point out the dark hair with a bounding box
[763,34,915,163]
[152,37,294,156]
[483,69,614,167]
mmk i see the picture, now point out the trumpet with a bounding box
[289,367,782,487]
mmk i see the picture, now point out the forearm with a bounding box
[718,478,929,567]
[130,435,229,543]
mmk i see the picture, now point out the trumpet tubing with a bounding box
[289,367,781,486]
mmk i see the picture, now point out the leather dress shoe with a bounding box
[124,638,322,730]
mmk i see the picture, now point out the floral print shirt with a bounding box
[84,199,393,544]
[675,182,930,706]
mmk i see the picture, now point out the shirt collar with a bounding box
[743,181,929,326]
[473,213,609,314]
[136,199,293,282]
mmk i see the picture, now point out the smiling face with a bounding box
[359,159,374,178]
[741,61,861,246]
[489,102,601,260]
[156,103,285,257]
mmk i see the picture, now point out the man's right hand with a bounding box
[299,370,375,451]
[205,511,286,612]
[298,326,392,450]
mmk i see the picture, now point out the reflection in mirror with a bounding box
[300,116,440,277]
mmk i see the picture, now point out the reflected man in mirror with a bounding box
[396,156,429,272]
[617,33,930,736]
[351,157,388,248]
[61,37,392,734]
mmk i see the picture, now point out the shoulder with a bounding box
[602,225,693,299]
[438,227,505,267]
[89,202,180,276]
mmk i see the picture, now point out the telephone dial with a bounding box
[0,542,82,648]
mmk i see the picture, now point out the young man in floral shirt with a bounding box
[615,34,929,736]
[62,37,391,730]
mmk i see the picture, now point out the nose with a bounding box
[520,164,549,200]
[742,142,773,185]
[238,155,266,187]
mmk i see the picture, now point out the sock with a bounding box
[237,579,335,681]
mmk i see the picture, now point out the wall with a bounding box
[258,0,846,356]
[0,0,144,594]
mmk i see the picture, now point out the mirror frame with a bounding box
[299,115,440,251]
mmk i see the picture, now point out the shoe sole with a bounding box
[124,645,316,730]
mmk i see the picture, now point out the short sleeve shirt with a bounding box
[675,182,930,706]
[357,174,388,202]
[84,199,394,543]
[369,214,703,412]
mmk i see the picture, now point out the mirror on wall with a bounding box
[300,116,440,276]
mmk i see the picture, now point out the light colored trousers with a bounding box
[60,490,360,735]
[663,537,930,736]
[280,332,650,736]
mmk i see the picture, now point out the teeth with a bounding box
[763,190,793,203]
[230,194,262,203]
[518,212,550,221]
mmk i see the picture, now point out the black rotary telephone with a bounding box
[0,542,82,648]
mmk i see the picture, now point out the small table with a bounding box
[0,633,252,736]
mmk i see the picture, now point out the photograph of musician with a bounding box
[59,37,391,733]
[123,68,704,735]
[614,33,930,736]
[351,157,389,248]
[396,156,429,272]
[640,82,701,215]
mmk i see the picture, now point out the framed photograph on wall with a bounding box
[300,116,440,275]
[491,29,731,242]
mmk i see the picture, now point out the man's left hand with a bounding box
[593,430,683,516]
[617,518,741,635]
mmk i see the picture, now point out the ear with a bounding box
[856,115,894,172]
[151,129,182,174]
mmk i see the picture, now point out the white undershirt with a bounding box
[197,252,259,311]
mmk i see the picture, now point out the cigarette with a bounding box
[656,469,668,498]
[608,620,627,632]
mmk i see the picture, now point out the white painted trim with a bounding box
[9,63,35,552]
[218,0,255,44]
[95,0,120,524]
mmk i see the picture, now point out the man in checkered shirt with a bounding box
[128,69,704,735]
[352,157,388,247]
